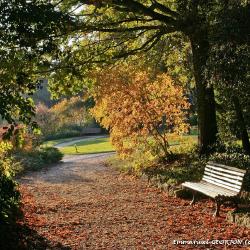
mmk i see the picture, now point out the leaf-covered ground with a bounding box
[14,153,250,249]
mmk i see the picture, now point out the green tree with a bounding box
[49,0,222,153]
[0,0,72,135]
[206,2,250,154]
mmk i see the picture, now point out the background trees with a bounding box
[36,97,96,140]
[54,0,249,154]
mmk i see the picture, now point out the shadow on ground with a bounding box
[0,222,70,250]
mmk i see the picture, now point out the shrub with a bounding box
[44,127,82,141]
[0,142,20,224]
[14,147,63,174]
[210,152,250,170]
[143,152,206,186]
[39,147,63,164]
[209,150,250,193]
[108,143,206,187]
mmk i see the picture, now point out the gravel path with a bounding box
[18,154,250,250]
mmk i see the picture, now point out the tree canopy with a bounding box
[0,0,249,153]
[0,0,72,133]
[206,3,250,153]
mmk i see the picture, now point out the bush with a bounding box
[209,150,250,193]
[0,174,20,222]
[0,142,20,224]
[107,143,206,187]
[39,147,64,164]
[107,148,157,176]
[14,147,63,174]
[210,152,250,170]
[143,152,206,186]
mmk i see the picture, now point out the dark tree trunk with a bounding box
[190,35,218,154]
[232,96,250,155]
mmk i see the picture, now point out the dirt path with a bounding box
[18,154,249,250]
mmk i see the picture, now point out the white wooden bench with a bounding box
[182,161,247,216]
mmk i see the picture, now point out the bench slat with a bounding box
[190,182,237,196]
[208,161,246,174]
[202,180,239,194]
[206,164,245,177]
[203,175,241,190]
[204,171,243,186]
[182,181,238,198]
[202,176,241,192]
[204,167,244,181]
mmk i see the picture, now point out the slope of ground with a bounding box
[16,153,250,250]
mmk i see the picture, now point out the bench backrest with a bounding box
[203,161,246,193]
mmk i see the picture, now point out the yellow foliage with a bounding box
[0,141,13,177]
[91,66,190,158]
[0,141,12,156]
[50,96,88,126]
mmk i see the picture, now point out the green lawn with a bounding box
[59,137,115,155]
[43,134,198,155]
[42,137,82,147]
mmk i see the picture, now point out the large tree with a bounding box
[49,0,222,153]
[206,2,250,154]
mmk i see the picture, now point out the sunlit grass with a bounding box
[42,137,82,147]
[43,134,198,155]
[59,137,115,155]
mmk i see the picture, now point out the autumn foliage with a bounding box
[91,66,190,158]
[35,96,93,139]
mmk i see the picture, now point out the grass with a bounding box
[43,134,198,155]
[59,137,115,155]
[42,137,82,147]
[189,126,198,136]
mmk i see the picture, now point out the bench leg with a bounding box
[190,191,196,205]
[214,199,221,217]
[233,197,239,210]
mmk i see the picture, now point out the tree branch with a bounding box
[80,0,178,26]
[114,30,164,58]
[79,24,164,33]
[112,0,178,26]
[150,0,180,18]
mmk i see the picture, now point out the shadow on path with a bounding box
[0,222,70,250]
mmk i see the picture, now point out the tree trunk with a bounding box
[232,96,250,155]
[190,35,218,154]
